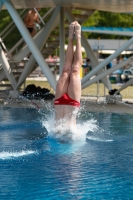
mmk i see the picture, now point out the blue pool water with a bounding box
[0,107,133,199]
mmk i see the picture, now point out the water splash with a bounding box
[42,112,98,143]
[40,101,115,143]
[86,136,113,142]
[0,150,35,160]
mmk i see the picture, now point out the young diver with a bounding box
[54,21,82,131]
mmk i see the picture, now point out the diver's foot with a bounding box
[74,21,81,39]
[69,22,75,39]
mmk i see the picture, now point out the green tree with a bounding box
[1,9,133,49]
[83,10,133,39]
[0,8,48,49]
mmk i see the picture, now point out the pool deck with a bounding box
[81,98,133,114]
[1,95,133,114]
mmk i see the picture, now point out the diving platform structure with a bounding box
[0,0,133,100]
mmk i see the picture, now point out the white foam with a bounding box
[86,136,113,142]
[0,150,35,160]
[42,114,98,143]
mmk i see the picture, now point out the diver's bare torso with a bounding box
[54,105,79,127]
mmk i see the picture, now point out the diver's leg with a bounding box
[55,22,75,99]
[68,21,82,102]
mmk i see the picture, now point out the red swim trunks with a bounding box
[54,93,80,107]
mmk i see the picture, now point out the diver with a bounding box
[54,21,82,130]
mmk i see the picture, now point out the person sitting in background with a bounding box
[24,8,41,37]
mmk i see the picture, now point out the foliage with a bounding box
[82,10,133,39]
[0,8,49,49]
[1,9,133,49]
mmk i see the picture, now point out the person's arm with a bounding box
[24,13,30,25]
[36,15,40,24]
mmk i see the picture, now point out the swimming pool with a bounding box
[0,107,133,199]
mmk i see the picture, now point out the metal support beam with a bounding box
[65,8,111,90]
[82,56,133,88]
[16,55,36,89]
[81,36,133,86]
[59,7,65,75]
[34,8,45,25]
[0,45,17,89]
[0,62,18,82]
[16,8,60,89]
[8,37,24,55]
[80,32,111,89]
[0,69,6,81]
[42,7,55,21]
[8,8,54,55]
[4,0,56,90]
[0,9,26,37]
[115,78,133,95]
[13,7,60,62]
